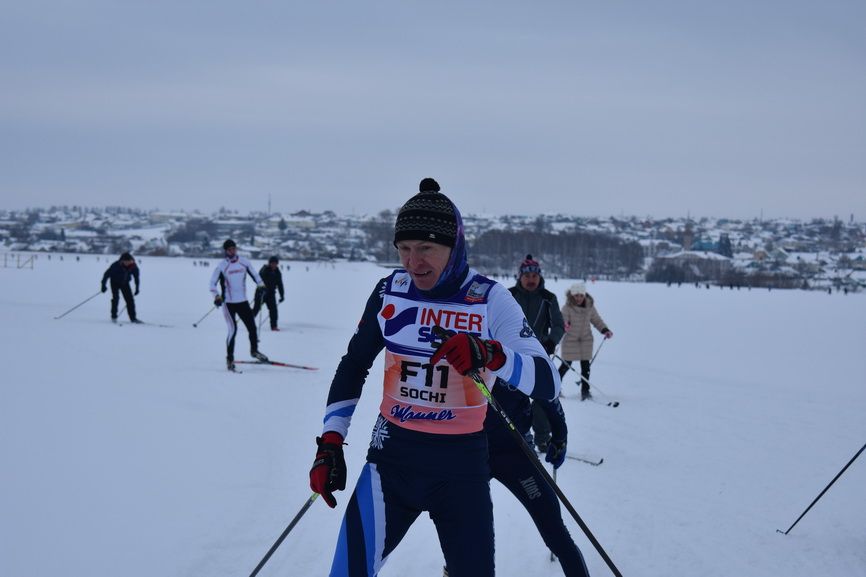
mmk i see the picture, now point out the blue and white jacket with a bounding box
[321,268,560,441]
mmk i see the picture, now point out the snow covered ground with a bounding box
[2,254,864,577]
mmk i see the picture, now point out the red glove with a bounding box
[429,331,506,375]
[309,432,347,508]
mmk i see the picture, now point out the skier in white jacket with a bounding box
[209,239,269,370]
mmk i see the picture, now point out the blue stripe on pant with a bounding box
[330,464,385,577]
[329,461,494,577]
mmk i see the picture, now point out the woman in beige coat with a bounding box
[559,282,613,400]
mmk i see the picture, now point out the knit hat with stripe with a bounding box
[518,254,541,276]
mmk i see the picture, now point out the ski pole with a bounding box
[550,466,558,563]
[248,493,319,577]
[192,306,216,328]
[257,307,271,332]
[553,353,593,387]
[432,326,624,577]
[552,353,614,399]
[589,338,606,367]
[777,442,866,535]
[470,370,623,576]
[54,291,102,320]
[253,289,265,330]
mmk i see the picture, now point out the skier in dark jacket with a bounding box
[509,254,565,452]
[100,252,140,323]
[252,256,285,330]
[485,383,591,577]
[477,254,589,576]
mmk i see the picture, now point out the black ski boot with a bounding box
[252,350,269,363]
[227,356,236,371]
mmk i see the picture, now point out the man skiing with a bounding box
[208,239,269,371]
[309,178,560,577]
[100,252,141,323]
[252,256,285,331]
[480,255,590,576]
[508,254,565,453]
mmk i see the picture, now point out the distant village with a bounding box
[1,206,864,293]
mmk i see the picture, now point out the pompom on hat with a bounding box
[518,254,541,276]
[418,177,440,192]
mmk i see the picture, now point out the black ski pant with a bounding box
[222,301,258,360]
[534,359,591,443]
[531,400,552,448]
[252,291,279,329]
[334,426,494,577]
[489,445,590,577]
[559,360,591,395]
[332,461,494,577]
[110,283,136,321]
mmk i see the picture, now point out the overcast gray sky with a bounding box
[2,0,864,219]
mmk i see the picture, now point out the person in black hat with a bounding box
[252,256,286,331]
[100,252,141,323]
[208,239,269,370]
[309,178,561,577]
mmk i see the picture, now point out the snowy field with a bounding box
[2,254,865,577]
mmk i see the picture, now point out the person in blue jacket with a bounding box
[308,178,561,577]
[100,252,140,323]
[252,256,285,331]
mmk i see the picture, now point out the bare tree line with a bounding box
[469,229,643,279]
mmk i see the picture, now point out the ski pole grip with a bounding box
[431,324,453,341]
